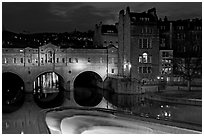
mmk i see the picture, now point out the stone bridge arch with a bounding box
[72,70,103,87]
[2,70,25,84]
[71,70,105,107]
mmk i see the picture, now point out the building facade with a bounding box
[118,7,160,84]
[93,22,118,48]
[158,18,202,85]
[2,43,118,94]
[158,18,174,83]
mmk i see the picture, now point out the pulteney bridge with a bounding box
[2,43,118,108]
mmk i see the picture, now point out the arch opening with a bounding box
[2,72,25,113]
[33,72,64,108]
[73,71,103,107]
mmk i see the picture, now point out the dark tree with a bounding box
[173,34,202,91]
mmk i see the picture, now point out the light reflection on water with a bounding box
[100,89,202,126]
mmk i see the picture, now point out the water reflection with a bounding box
[33,72,64,108]
[2,73,25,113]
[74,87,103,107]
[101,89,201,126]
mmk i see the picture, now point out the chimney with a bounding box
[148,7,156,16]
[126,6,130,14]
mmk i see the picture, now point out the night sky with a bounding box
[2,2,202,33]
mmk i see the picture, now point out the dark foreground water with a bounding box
[2,87,202,133]
[74,87,202,126]
[103,92,202,126]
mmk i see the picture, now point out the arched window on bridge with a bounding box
[45,50,54,63]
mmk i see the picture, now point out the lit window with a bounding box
[4,58,7,64]
[143,53,148,63]
[13,58,17,63]
[100,58,103,63]
[139,56,142,63]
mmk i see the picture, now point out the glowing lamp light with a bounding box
[157,76,160,80]
[73,63,87,70]
[128,63,131,69]
[123,62,131,70]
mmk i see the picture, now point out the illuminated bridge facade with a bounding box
[2,43,118,104]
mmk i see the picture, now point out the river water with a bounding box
[95,89,202,127]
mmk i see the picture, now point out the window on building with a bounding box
[162,52,170,57]
[139,38,151,49]
[69,58,72,63]
[160,26,166,30]
[35,59,38,63]
[138,67,152,74]
[143,67,147,73]
[143,39,148,48]
[148,67,152,73]
[139,56,143,63]
[75,58,78,63]
[139,67,142,73]
[21,58,23,63]
[88,58,91,63]
[4,58,7,64]
[56,58,59,63]
[100,58,103,63]
[61,58,65,63]
[147,55,152,63]
[112,58,114,64]
[47,50,53,63]
[13,58,17,63]
[148,39,152,48]
[160,38,165,47]
[143,53,148,63]
[28,59,31,63]
[41,58,44,63]
[139,53,151,63]
[177,33,180,39]
[111,69,114,73]
[139,39,142,48]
